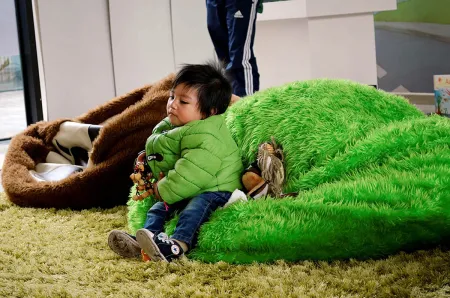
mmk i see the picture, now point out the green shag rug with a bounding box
[128,79,450,264]
[1,192,450,297]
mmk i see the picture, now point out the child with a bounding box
[108,62,244,262]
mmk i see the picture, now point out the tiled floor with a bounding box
[0,141,10,192]
[0,140,8,168]
[0,90,27,138]
[0,90,27,192]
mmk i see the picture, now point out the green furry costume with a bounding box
[128,79,450,264]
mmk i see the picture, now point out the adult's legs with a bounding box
[225,0,261,97]
[206,0,230,64]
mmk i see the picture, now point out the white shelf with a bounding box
[307,0,397,18]
[258,0,397,22]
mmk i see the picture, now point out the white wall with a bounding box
[308,14,378,85]
[254,18,311,89]
[164,0,394,89]
[306,0,397,18]
[34,0,396,120]
[0,0,20,56]
[35,0,115,120]
[171,0,216,68]
[108,0,217,96]
[109,0,175,96]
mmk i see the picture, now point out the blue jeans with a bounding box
[143,191,231,248]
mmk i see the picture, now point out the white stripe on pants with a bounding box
[242,0,258,96]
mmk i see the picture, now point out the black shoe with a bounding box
[136,230,183,262]
[108,230,141,258]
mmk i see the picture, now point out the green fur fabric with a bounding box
[127,185,155,233]
[127,184,179,236]
[128,79,450,264]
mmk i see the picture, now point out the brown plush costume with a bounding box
[1,74,174,209]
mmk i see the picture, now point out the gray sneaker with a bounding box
[136,230,182,262]
[108,230,142,258]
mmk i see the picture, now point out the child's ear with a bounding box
[210,108,217,116]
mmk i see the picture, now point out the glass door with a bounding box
[0,0,27,141]
[375,0,450,94]
[0,0,42,174]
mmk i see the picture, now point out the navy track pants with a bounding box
[206,0,261,97]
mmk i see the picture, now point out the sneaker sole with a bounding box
[136,229,168,262]
[108,230,141,258]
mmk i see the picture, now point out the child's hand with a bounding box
[230,94,241,105]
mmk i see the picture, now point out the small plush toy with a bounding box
[242,161,266,198]
[130,151,156,201]
[242,138,285,198]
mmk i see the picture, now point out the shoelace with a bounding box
[161,238,175,245]
[156,233,168,241]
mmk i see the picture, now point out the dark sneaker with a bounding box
[136,230,183,262]
[108,230,142,258]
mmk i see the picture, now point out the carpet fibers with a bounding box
[1,193,449,297]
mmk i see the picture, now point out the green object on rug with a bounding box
[128,79,450,264]
[127,184,155,233]
[1,192,450,297]
[127,184,179,235]
[374,0,450,25]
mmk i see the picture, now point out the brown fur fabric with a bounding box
[1,74,174,209]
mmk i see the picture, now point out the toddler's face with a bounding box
[167,84,203,126]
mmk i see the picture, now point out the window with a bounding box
[0,0,27,140]
[375,0,450,93]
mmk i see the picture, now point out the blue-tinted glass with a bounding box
[375,0,450,93]
[0,0,27,140]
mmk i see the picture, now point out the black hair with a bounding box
[172,61,232,117]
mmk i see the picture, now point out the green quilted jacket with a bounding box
[145,115,244,204]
